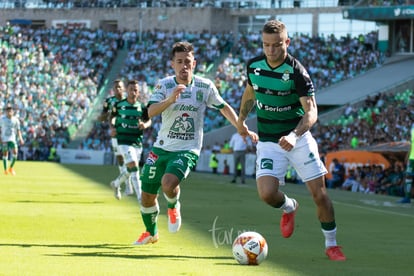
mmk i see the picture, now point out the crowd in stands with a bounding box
[368,0,414,6]
[2,0,413,9]
[0,23,121,159]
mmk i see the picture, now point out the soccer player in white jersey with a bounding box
[133,41,257,245]
[1,103,24,175]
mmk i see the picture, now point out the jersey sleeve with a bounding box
[149,82,167,105]
[205,79,225,110]
[292,59,315,97]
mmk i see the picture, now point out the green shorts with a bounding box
[2,141,17,153]
[140,147,198,195]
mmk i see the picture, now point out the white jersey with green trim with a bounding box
[0,115,20,143]
[150,75,225,155]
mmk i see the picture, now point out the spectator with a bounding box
[327,158,345,189]
[229,132,250,184]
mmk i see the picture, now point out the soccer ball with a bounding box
[232,231,268,265]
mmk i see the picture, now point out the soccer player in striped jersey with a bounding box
[99,79,133,197]
[133,41,257,245]
[237,20,346,261]
[110,80,152,202]
[1,103,24,175]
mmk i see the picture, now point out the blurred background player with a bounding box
[110,80,151,201]
[99,79,133,196]
[1,103,24,175]
[399,122,414,204]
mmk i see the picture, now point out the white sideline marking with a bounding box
[333,200,414,218]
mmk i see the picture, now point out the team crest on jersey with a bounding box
[146,151,159,165]
[155,83,162,90]
[196,90,203,102]
[282,70,290,82]
[181,89,192,99]
[167,113,195,140]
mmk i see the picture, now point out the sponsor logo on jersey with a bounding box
[256,100,292,112]
[168,113,195,140]
[146,151,159,165]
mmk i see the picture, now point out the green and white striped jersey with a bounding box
[112,99,149,147]
[246,54,315,143]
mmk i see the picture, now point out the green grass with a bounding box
[1,161,413,276]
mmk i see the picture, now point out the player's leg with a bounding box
[256,141,297,238]
[163,150,198,233]
[399,160,413,203]
[292,133,345,261]
[2,143,9,175]
[8,142,18,175]
[127,146,143,202]
[110,145,130,200]
[134,148,166,245]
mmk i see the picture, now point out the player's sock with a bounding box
[164,190,180,209]
[321,222,337,248]
[129,167,141,201]
[280,194,296,213]
[10,155,17,168]
[140,204,159,236]
[3,157,7,171]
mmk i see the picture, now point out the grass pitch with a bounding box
[1,161,413,276]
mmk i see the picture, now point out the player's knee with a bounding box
[141,191,156,207]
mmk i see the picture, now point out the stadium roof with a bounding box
[316,56,414,106]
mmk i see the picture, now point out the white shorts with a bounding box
[255,131,327,185]
[118,145,143,165]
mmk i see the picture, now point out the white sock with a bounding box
[163,189,180,206]
[322,228,337,248]
[130,171,141,202]
[281,195,296,213]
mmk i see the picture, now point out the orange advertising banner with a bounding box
[325,150,391,179]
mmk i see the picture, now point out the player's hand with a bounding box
[247,130,258,144]
[138,119,145,130]
[110,127,117,137]
[168,84,186,104]
[278,132,297,152]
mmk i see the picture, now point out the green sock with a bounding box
[10,157,16,168]
[141,205,159,236]
[3,158,7,170]
[321,221,336,231]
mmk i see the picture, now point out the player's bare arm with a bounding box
[148,84,186,118]
[237,84,258,142]
[219,102,238,128]
[279,95,318,151]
